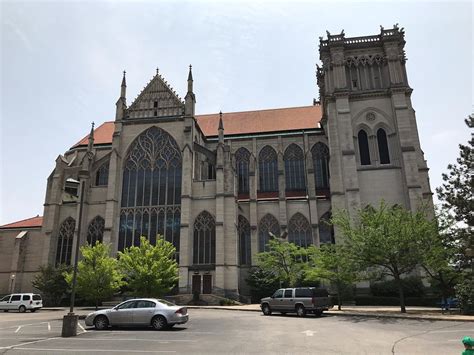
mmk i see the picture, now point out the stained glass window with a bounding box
[87,216,104,245]
[193,211,216,265]
[55,217,75,265]
[258,214,280,252]
[235,148,250,194]
[119,126,182,258]
[284,144,305,192]
[311,143,330,189]
[358,130,371,165]
[288,213,312,247]
[377,128,390,164]
[258,146,278,193]
[95,162,109,186]
[238,215,251,265]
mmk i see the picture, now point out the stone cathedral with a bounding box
[0,26,433,298]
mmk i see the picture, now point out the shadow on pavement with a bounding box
[86,326,188,332]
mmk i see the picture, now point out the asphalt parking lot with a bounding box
[0,309,471,354]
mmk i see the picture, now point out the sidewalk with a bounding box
[41,305,474,322]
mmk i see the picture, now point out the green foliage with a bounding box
[370,276,425,298]
[32,264,71,306]
[332,201,436,313]
[455,272,474,315]
[118,236,178,298]
[246,267,280,303]
[305,243,360,310]
[65,243,123,309]
[256,238,309,288]
[354,296,439,307]
[219,298,237,306]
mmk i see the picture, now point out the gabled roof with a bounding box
[74,121,115,147]
[196,105,322,137]
[0,216,43,229]
[73,105,322,147]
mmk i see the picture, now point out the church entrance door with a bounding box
[203,275,212,294]
[192,275,201,294]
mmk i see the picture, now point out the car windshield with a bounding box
[0,295,10,302]
[158,299,175,307]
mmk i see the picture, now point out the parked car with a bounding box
[0,293,43,313]
[260,287,333,317]
[85,298,189,330]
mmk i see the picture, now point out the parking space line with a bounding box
[14,326,21,333]
[48,322,51,331]
[78,323,87,333]
[11,348,176,353]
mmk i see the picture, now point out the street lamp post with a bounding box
[61,179,86,337]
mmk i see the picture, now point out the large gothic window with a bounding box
[95,162,109,186]
[377,128,390,164]
[284,144,305,192]
[193,211,216,265]
[358,130,371,165]
[238,215,251,265]
[311,142,330,190]
[235,148,250,195]
[119,127,182,256]
[55,217,75,266]
[258,214,280,252]
[319,212,335,244]
[288,213,313,248]
[87,216,104,245]
[258,146,278,193]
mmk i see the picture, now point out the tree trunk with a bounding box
[394,274,406,313]
[336,282,342,311]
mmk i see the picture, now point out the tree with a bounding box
[332,202,436,313]
[306,244,360,310]
[255,238,309,288]
[65,243,123,310]
[246,267,280,303]
[118,236,178,297]
[32,264,71,306]
[436,114,474,314]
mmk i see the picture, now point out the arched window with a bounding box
[258,146,278,193]
[358,130,371,165]
[235,148,251,194]
[319,212,335,244]
[284,144,305,192]
[119,127,182,256]
[193,211,216,265]
[377,128,390,164]
[288,213,312,248]
[55,217,75,265]
[87,216,104,245]
[311,142,330,190]
[258,214,280,252]
[238,215,251,265]
[95,162,109,186]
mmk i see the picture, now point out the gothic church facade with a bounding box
[0,26,433,297]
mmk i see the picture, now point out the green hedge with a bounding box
[355,296,440,307]
[370,276,426,297]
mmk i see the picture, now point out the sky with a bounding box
[0,0,472,225]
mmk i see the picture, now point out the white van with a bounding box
[0,293,43,312]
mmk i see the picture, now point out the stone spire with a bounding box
[87,121,95,152]
[185,65,196,116]
[218,111,224,144]
[116,70,127,120]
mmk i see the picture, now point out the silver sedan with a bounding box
[85,298,189,330]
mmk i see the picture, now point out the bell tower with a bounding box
[317,25,432,231]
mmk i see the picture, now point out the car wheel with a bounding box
[18,306,26,313]
[296,305,306,317]
[3,310,8,313]
[262,304,272,316]
[151,315,167,330]
[31,309,37,313]
[94,315,109,330]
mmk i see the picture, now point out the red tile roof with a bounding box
[0,216,43,229]
[196,105,322,137]
[74,121,115,147]
[73,105,322,147]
